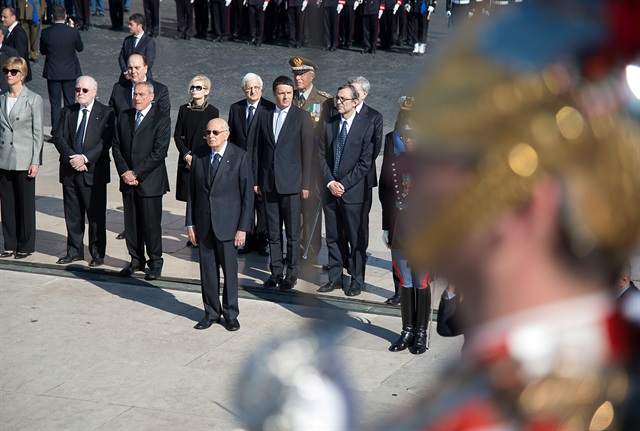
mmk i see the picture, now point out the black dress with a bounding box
[174,102,219,201]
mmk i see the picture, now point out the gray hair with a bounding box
[242,73,263,89]
[134,81,155,94]
[76,75,98,92]
[347,76,370,94]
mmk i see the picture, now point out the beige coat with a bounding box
[0,86,43,170]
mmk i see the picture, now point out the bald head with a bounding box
[205,118,230,152]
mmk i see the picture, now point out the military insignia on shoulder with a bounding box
[318,90,332,99]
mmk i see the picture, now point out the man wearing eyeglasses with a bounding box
[249,75,314,290]
[52,76,115,268]
[317,84,374,297]
[39,4,83,139]
[112,81,171,281]
[186,118,254,332]
[228,73,275,256]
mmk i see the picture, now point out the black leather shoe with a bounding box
[345,280,362,297]
[317,281,341,293]
[321,264,330,271]
[56,255,83,264]
[264,274,283,288]
[385,293,401,305]
[224,318,241,331]
[116,232,125,240]
[238,245,252,255]
[280,276,297,290]
[145,267,162,281]
[89,258,104,267]
[258,244,270,257]
[14,252,31,259]
[0,251,14,258]
[194,317,219,330]
[120,262,143,276]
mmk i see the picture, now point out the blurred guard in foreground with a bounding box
[392,0,640,429]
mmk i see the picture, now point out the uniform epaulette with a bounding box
[317,90,333,99]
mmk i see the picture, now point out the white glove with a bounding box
[353,0,361,10]
[225,0,231,6]
[468,10,473,17]
[263,1,268,10]
[392,3,399,13]
[404,3,410,12]
[427,4,434,13]
[243,0,247,5]
[336,3,343,13]
[377,9,383,18]
[382,231,390,247]
[483,7,489,16]
[445,9,451,17]
[301,0,307,9]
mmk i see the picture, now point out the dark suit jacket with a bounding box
[4,24,31,82]
[318,113,374,204]
[359,103,383,188]
[186,142,254,242]
[39,23,83,81]
[362,0,382,14]
[228,97,275,152]
[250,104,314,195]
[0,45,19,93]
[108,78,170,118]
[53,101,115,186]
[117,33,156,81]
[111,106,171,197]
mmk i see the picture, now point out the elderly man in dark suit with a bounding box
[0,29,19,94]
[109,53,168,118]
[40,4,83,139]
[1,8,32,82]
[317,84,374,297]
[112,81,171,281]
[52,76,115,267]
[117,13,155,83]
[228,72,275,256]
[187,118,254,331]
[250,76,314,290]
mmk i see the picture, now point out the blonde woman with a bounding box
[0,57,43,259]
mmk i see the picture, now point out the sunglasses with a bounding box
[190,85,204,92]
[2,68,20,76]
[204,129,227,136]
[75,87,91,93]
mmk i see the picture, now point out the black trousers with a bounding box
[379,9,394,48]
[287,5,302,44]
[209,0,227,37]
[323,197,367,287]
[47,80,76,136]
[74,0,91,27]
[143,0,160,35]
[449,2,469,28]
[230,0,246,37]
[248,4,263,40]
[323,6,339,48]
[362,13,378,51]
[198,223,239,320]
[339,6,355,46]
[122,189,163,269]
[0,169,36,253]
[193,0,209,36]
[264,190,301,278]
[62,175,107,259]
[109,0,124,28]
[397,8,407,44]
[407,12,428,44]
[176,0,194,35]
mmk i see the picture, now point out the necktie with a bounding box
[246,105,255,131]
[74,108,88,154]
[134,36,139,47]
[274,110,285,142]
[210,153,221,182]
[333,121,348,177]
[134,111,143,130]
[299,93,305,104]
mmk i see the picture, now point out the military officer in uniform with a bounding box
[405,0,435,55]
[289,56,333,264]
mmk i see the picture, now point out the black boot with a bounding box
[410,287,432,355]
[389,288,415,352]
[385,269,402,305]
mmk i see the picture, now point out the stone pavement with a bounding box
[0,269,464,430]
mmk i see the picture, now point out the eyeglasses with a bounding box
[243,86,261,92]
[2,68,20,76]
[75,87,91,93]
[335,97,355,104]
[204,129,228,136]
[190,85,204,92]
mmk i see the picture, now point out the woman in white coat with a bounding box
[0,57,43,259]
